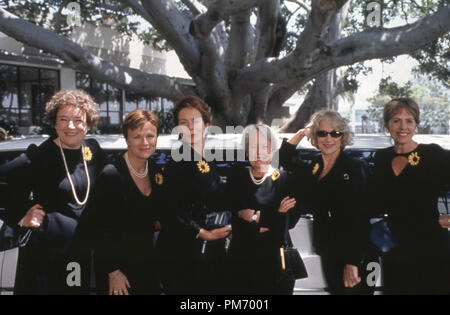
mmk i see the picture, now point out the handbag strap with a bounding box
[18,228,32,247]
[283,213,293,248]
[443,188,449,215]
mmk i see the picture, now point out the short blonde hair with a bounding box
[45,90,99,128]
[308,110,353,149]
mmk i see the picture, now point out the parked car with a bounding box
[1,133,449,295]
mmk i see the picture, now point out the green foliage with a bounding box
[155,109,175,135]
[0,113,19,135]
[367,75,450,133]
[378,76,413,98]
[1,0,448,110]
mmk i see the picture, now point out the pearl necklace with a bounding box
[57,138,90,206]
[249,166,275,185]
[124,151,148,179]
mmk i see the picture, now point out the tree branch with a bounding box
[180,0,206,16]
[98,0,129,12]
[294,0,349,57]
[285,0,311,13]
[0,7,196,100]
[248,0,281,123]
[231,4,450,101]
[225,10,253,70]
[190,0,266,38]
[120,0,201,76]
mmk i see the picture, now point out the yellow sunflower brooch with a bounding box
[155,173,164,186]
[407,152,420,166]
[197,161,210,174]
[312,163,320,175]
[83,146,93,162]
[271,170,280,181]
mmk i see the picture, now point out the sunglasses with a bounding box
[316,130,344,138]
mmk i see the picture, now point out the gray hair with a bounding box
[308,109,353,149]
[241,124,280,160]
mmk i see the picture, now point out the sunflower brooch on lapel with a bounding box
[271,170,281,181]
[312,163,320,175]
[155,173,164,186]
[83,146,93,162]
[407,152,420,166]
[197,160,210,174]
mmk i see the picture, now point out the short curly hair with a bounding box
[308,109,353,149]
[45,90,99,128]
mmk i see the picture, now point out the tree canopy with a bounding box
[367,75,450,133]
[0,0,449,129]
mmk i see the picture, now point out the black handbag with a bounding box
[0,220,33,292]
[204,211,232,230]
[278,213,308,282]
[370,216,399,253]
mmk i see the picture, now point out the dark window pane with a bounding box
[0,65,19,120]
[39,69,59,124]
[19,67,39,126]
[76,72,90,90]
[108,85,121,114]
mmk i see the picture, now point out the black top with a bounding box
[92,156,164,275]
[372,144,450,250]
[279,140,370,265]
[0,136,107,255]
[163,148,227,240]
[228,164,299,248]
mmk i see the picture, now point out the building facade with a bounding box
[0,23,186,135]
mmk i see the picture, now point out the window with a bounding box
[0,64,59,127]
[76,72,168,132]
[76,72,121,126]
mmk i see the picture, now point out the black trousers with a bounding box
[159,238,229,295]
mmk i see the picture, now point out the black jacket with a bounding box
[279,140,370,265]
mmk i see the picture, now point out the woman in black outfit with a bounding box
[279,110,371,295]
[157,96,231,295]
[93,109,163,295]
[0,90,107,294]
[372,98,450,294]
[228,124,303,295]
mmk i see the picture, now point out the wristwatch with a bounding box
[251,211,259,222]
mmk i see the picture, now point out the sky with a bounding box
[341,55,419,112]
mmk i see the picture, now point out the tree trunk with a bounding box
[280,1,350,132]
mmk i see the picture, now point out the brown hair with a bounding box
[173,95,212,126]
[383,98,420,130]
[122,109,160,139]
[45,90,99,128]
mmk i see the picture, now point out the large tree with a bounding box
[0,0,449,129]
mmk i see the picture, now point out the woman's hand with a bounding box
[278,197,296,213]
[238,209,258,222]
[439,214,450,229]
[288,127,312,146]
[343,264,361,288]
[199,225,232,241]
[19,204,46,228]
[109,270,131,295]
